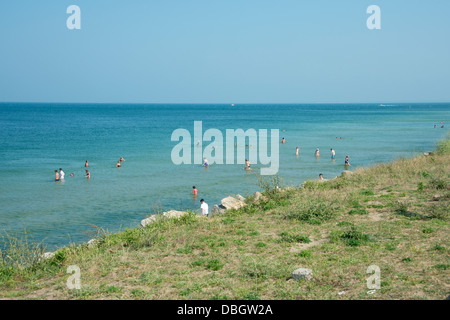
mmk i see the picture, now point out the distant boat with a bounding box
[231,104,235,107]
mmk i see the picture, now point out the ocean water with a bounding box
[0,103,448,250]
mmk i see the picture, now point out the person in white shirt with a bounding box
[59,168,65,180]
[200,199,209,216]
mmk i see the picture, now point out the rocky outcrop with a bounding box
[341,170,353,176]
[253,192,262,201]
[87,239,98,248]
[211,204,227,215]
[42,252,55,260]
[292,268,313,281]
[141,210,188,227]
[221,196,246,210]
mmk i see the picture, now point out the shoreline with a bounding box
[1,136,448,299]
[38,145,442,259]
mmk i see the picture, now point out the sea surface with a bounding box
[0,103,448,250]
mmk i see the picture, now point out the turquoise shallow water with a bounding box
[0,103,448,249]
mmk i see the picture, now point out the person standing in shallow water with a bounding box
[85,169,90,179]
[345,155,351,167]
[59,168,65,180]
[192,186,198,197]
[55,170,60,182]
[331,148,335,160]
[85,160,89,168]
[200,199,209,217]
[244,159,251,170]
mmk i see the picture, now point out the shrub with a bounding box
[284,200,337,223]
[206,259,224,271]
[297,250,312,258]
[359,189,375,196]
[427,203,449,220]
[417,182,424,191]
[436,136,450,155]
[348,208,368,215]
[429,178,447,190]
[422,227,434,234]
[278,232,311,243]
[336,227,371,247]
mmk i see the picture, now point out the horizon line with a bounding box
[1,101,449,105]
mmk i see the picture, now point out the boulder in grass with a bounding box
[163,210,188,219]
[292,268,313,281]
[341,170,353,177]
[221,196,245,210]
[211,205,227,215]
[253,192,263,201]
[43,252,55,259]
[140,210,188,227]
[87,239,98,248]
[236,194,246,202]
[141,216,157,227]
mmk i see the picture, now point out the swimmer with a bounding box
[120,157,125,162]
[59,168,65,180]
[244,159,251,170]
[345,155,351,166]
[193,186,198,196]
[203,158,209,167]
[70,173,74,177]
[319,173,324,181]
[281,138,286,144]
[296,147,299,156]
[116,160,121,168]
[85,160,89,167]
[331,148,335,159]
[85,169,90,179]
[55,170,60,182]
[315,148,320,157]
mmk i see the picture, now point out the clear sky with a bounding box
[0,0,449,103]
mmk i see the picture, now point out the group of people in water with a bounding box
[287,138,350,166]
[434,121,445,128]
[284,137,351,181]
[54,157,125,182]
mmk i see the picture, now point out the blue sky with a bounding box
[0,0,449,103]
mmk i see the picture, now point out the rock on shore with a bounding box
[221,196,246,210]
[141,210,188,227]
[211,204,227,214]
[292,268,313,281]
